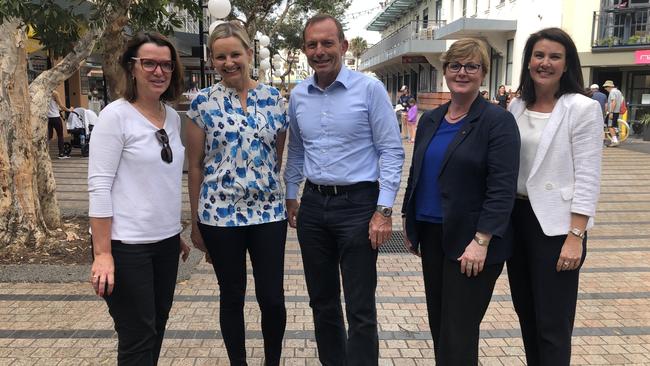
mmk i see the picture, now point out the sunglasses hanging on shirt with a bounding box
[155,129,173,163]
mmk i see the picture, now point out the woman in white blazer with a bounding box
[507,28,602,366]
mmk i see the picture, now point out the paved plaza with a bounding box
[2,138,650,365]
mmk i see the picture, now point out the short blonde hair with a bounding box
[440,38,490,76]
[208,21,252,56]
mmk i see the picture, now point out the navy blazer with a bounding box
[402,95,520,265]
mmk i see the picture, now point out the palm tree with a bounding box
[349,36,368,70]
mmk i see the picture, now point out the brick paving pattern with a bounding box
[2,139,650,365]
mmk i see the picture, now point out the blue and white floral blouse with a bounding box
[187,82,288,227]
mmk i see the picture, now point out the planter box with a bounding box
[644,125,650,141]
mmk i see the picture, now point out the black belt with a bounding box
[516,193,529,200]
[306,180,377,196]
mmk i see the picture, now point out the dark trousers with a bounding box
[417,222,503,365]
[104,234,180,366]
[198,220,288,366]
[507,199,587,366]
[297,185,379,366]
[47,116,64,155]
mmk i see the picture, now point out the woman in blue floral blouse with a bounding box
[186,21,288,365]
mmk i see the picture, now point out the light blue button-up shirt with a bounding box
[284,66,404,207]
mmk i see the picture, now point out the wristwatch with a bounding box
[376,205,393,217]
[473,234,490,247]
[569,227,585,239]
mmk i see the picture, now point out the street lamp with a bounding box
[199,0,232,88]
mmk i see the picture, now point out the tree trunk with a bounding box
[0,20,47,249]
[101,0,131,101]
[29,27,103,230]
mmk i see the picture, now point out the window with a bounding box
[419,64,430,92]
[506,39,514,85]
[435,0,442,21]
[423,8,429,29]
[347,59,355,66]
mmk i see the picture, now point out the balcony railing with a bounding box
[359,20,446,70]
[592,7,650,49]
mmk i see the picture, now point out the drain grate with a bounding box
[378,231,410,254]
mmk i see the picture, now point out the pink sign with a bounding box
[635,50,650,64]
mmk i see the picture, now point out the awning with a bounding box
[435,18,517,40]
[366,0,418,32]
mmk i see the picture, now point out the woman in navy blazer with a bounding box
[507,28,602,366]
[401,39,520,364]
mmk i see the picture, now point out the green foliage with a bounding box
[233,0,351,60]
[349,36,368,59]
[129,0,201,35]
[0,0,201,57]
[0,0,98,57]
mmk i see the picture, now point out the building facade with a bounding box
[360,0,650,117]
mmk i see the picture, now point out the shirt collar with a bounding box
[308,66,350,93]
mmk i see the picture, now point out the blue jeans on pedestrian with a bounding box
[297,183,379,366]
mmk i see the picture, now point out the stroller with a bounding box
[64,107,97,157]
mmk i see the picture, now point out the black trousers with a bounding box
[198,220,287,366]
[104,234,180,366]
[297,185,379,366]
[417,222,503,365]
[507,199,587,366]
[47,116,64,155]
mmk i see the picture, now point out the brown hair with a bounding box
[440,38,490,76]
[119,32,184,103]
[302,14,346,46]
[516,27,585,105]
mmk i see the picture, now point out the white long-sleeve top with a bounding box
[88,99,185,243]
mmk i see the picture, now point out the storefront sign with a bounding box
[635,50,650,64]
[402,55,428,64]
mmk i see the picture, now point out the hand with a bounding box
[369,212,392,249]
[286,199,299,228]
[401,218,420,256]
[180,238,191,262]
[90,253,114,297]
[190,223,207,252]
[556,235,583,272]
[205,252,213,264]
[457,240,488,277]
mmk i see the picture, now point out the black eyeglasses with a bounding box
[155,129,173,163]
[132,57,174,73]
[446,62,482,74]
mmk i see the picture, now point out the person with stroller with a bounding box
[48,90,72,159]
[88,32,190,365]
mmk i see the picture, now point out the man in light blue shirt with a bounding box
[284,14,404,365]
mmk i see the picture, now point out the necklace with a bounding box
[132,101,165,126]
[447,111,468,120]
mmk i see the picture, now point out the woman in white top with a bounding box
[507,28,602,366]
[88,32,190,366]
[48,90,71,158]
[186,21,288,365]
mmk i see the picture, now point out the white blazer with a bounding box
[508,94,602,236]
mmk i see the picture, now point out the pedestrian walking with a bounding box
[48,90,72,159]
[603,79,624,146]
[284,13,404,365]
[88,32,190,366]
